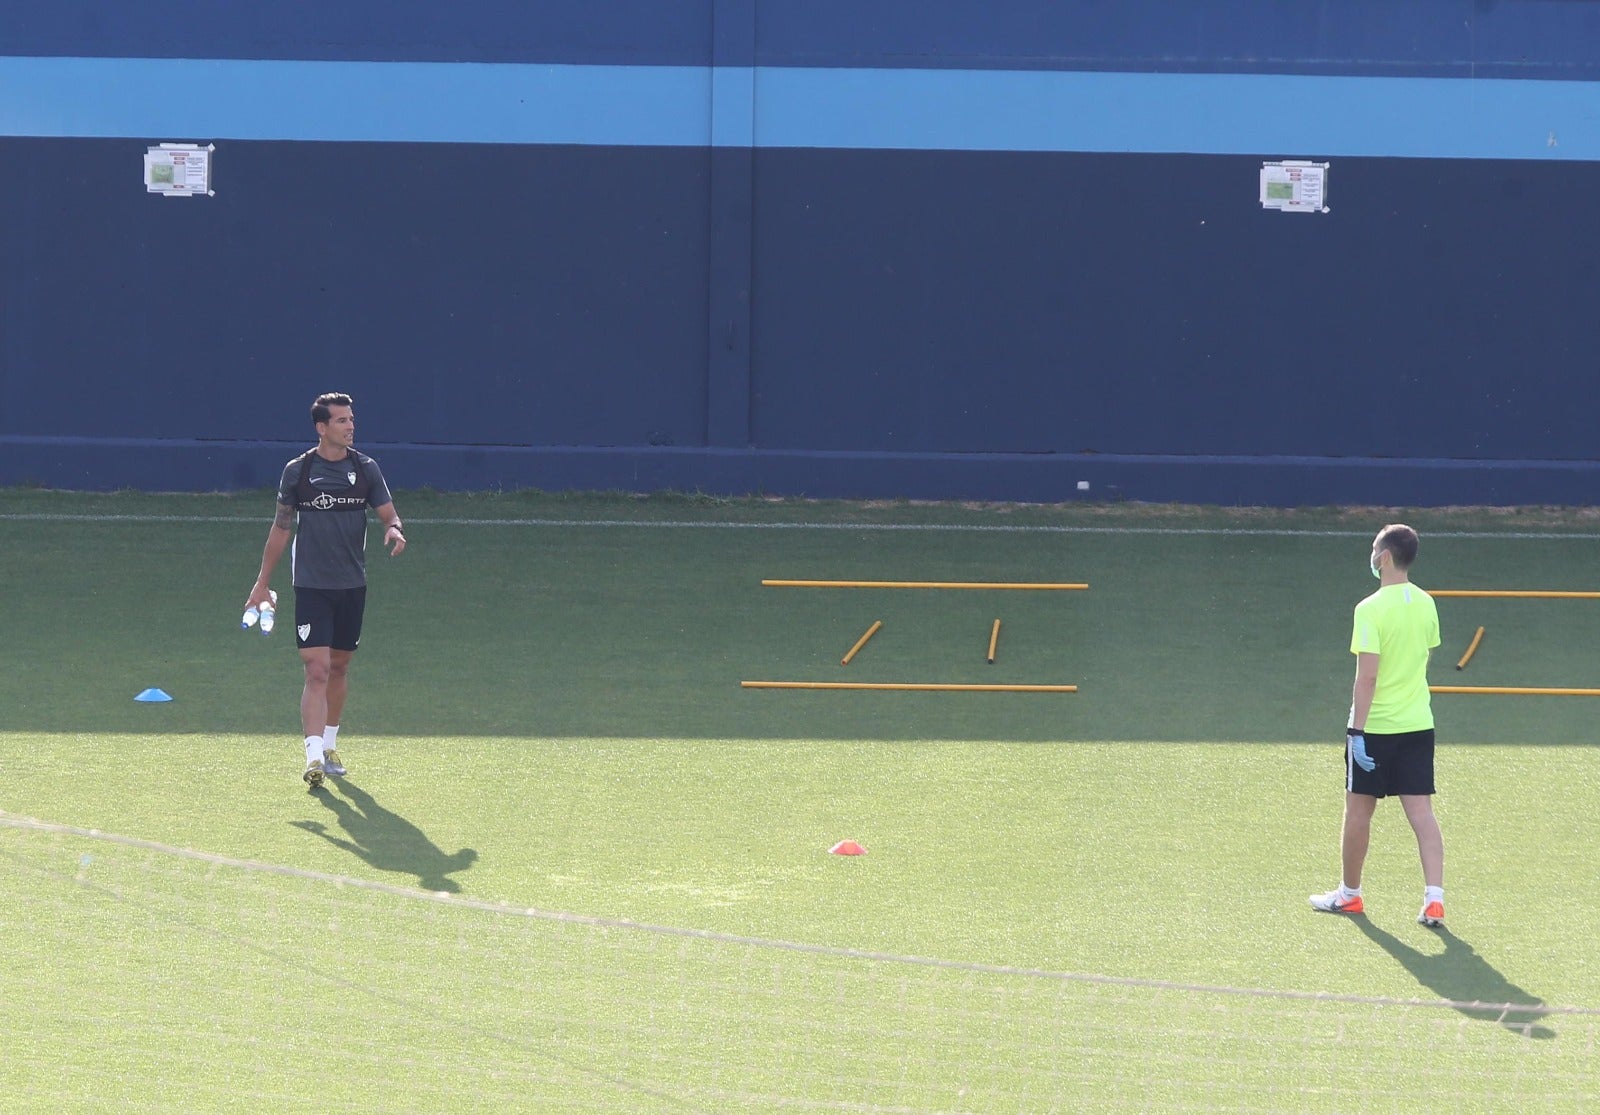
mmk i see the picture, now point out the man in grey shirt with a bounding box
[246,393,407,788]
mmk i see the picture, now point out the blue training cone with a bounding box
[134,688,173,702]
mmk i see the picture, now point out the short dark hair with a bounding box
[311,392,354,426]
[1376,523,1420,568]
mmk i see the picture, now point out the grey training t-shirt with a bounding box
[277,449,393,589]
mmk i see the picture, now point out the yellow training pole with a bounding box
[742,681,1078,693]
[1432,590,1600,599]
[1431,686,1600,696]
[1454,626,1486,671]
[840,620,883,666]
[986,619,1001,664]
[762,579,1088,591]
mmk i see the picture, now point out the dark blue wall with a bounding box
[11,1,1600,77]
[4,1,1600,505]
[750,148,1599,459]
[753,1,1600,79]
[0,2,712,64]
[2,139,710,452]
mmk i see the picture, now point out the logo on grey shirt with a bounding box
[309,493,368,510]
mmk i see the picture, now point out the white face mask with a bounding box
[1370,553,1383,580]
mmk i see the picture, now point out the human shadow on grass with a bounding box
[291,779,478,894]
[1353,918,1556,1039]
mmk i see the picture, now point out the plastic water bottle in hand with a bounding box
[242,589,279,632]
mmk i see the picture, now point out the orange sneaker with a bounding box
[1309,889,1364,915]
[1417,900,1445,927]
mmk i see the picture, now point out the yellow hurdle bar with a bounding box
[1432,590,1600,599]
[1431,685,1600,696]
[1454,626,1486,671]
[840,620,883,666]
[986,619,1001,664]
[762,579,1089,590]
[742,681,1078,693]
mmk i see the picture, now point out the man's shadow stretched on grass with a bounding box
[291,779,477,894]
[1354,918,1555,1039]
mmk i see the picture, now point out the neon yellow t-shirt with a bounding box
[1350,582,1441,733]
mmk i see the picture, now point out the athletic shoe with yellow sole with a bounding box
[1309,889,1365,915]
[322,750,347,777]
[303,758,325,788]
[1417,900,1445,927]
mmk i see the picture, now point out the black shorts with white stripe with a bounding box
[1347,728,1436,798]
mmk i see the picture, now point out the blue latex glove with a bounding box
[1347,729,1376,773]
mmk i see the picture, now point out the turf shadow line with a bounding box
[11,510,1600,541]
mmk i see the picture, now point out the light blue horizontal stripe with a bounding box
[0,56,712,146]
[710,65,755,147]
[754,68,1600,160]
[4,55,1600,160]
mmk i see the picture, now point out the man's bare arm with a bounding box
[246,503,294,609]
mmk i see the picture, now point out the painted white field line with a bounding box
[5,811,1595,1016]
[4,511,1600,540]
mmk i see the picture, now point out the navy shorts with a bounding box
[294,586,367,652]
[1347,728,1435,798]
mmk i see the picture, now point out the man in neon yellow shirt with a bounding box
[1310,524,1446,926]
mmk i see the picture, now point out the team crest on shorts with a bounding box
[298,623,312,641]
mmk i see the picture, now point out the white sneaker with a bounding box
[1309,889,1364,915]
[322,750,347,777]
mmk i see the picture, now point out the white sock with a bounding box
[1341,883,1362,898]
[1424,886,1444,904]
[305,736,325,763]
[323,724,340,750]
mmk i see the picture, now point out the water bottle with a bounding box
[242,589,278,632]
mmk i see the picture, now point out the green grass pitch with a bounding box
[2,489,1598,1112]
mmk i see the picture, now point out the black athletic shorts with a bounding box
[1347,728,1435,798]
[294,586,367,652]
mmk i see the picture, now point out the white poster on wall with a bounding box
[145,143,215,196]
[1260,160,1328,213]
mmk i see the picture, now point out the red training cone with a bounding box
[829,840,866,856]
